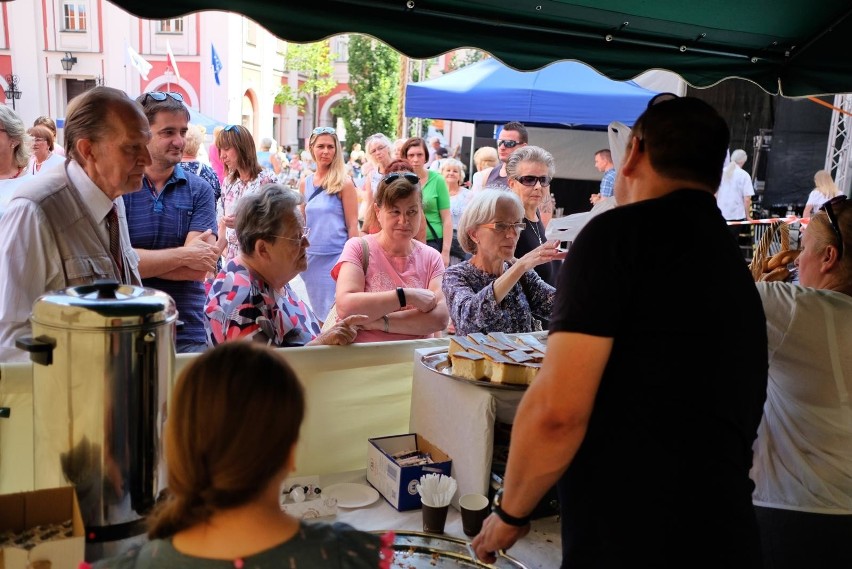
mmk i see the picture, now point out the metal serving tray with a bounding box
[419,351,528,391]
[380,530,530,568]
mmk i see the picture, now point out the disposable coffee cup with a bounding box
[459,493,490,537]
[422,503,449,534]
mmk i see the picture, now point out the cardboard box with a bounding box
[0,486,85,569]
[367,433,452,511]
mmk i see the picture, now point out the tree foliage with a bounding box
[333,35,401,150]
[274,41,336,112]
[449,49,487,71]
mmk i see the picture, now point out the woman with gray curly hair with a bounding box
[0,106,32,216]
[442,189,561,335]
[204,184,366,347]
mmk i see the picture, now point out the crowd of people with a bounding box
[0,87,849,569]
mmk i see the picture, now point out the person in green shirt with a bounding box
[402,137,452,266]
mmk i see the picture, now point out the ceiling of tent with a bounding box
[106,0,852,97]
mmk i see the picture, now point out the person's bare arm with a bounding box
[473,332,613,563]
[341,179,361,238]
[439,207,452,266]
[744,196,752,220]
[372,274,449,335]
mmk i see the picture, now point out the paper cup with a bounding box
[459,493,490,537]
[422,503,450,534]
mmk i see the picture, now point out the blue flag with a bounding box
[211,43,223,86]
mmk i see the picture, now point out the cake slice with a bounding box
[450,351,487,380]
[449,335,481,356]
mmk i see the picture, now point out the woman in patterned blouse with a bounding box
[204,185,366,347]
[443,189,564,336]
[214,124,278,263]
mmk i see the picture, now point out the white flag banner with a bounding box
[126,44,152,80]
[166,41,181,82]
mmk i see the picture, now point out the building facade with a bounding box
[0,0,351,151]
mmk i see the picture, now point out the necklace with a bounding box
[527,218,543,245]
[35,152,52,171]
[2,166,23,180]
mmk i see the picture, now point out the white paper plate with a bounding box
[323,483,380,508]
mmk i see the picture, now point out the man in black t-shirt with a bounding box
[473,98,768,568]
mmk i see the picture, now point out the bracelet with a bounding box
[396,287,406,308]
[382,314,390,333]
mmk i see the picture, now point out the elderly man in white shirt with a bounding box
[0,87,152,362]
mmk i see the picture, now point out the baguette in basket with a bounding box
[759,250,800,282]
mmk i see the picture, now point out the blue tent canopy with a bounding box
[187,107,227,133]
[405,58,658,129]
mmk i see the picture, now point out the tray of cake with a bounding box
[420,332,547,390]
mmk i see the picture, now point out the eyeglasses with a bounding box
[224,124,240,133]
[142,91,184,104]
[819,195,848,258]
[271,227,311,242]
[383,172,419,185]
[369,145,388,155]
[32,137,47,143]
[312,127,336,136]
[497,140,521,148]
[481,222,526,234]
[512,175,552,188]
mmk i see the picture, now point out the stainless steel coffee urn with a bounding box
[16,281,177,559]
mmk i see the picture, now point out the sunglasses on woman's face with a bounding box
[497,139,520,148]
[513,175,552,188]
[819,194,848,258]
[383,172,419,185]
[143,91,184,104]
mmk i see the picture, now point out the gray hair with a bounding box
[440,158,466,177]
[457,189,524,254]
[65,86,146,164]
[0,105,31,168]
[506,145,556,180]
[260,137,273,150]
[236,184,304,255]
[365,133,392,153]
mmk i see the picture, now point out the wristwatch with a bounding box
[492,488,531,527]
[396,287,406,308]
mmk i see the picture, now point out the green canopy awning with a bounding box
[108,0,852,97]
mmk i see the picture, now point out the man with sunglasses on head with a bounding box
[480,121,528,191]
[474,98,768,567]
[123,91,218,353]
[0,87,152,361]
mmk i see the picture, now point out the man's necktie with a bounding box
[106,205,124,279]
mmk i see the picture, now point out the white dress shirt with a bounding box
[0,161,139,362]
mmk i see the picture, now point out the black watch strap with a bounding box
[396,287,406,308]
[492,489,531,527]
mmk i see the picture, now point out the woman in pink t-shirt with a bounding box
[332,172,449,343]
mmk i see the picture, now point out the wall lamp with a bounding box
[60,52,77,72]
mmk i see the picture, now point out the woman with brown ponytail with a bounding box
[88,342,391,568]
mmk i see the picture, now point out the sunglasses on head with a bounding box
[223,124,240,133]
[497,139,520,148]
[312,127,336,136]
[819,194,848,258]
[143,91,184,104]
[512,175,552,188]
[383,172,419,185]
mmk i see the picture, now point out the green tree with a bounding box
[333,35,401,150]
[275,41,337,126]
[449,49,487,71]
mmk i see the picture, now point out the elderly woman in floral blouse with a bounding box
[442,189,563,335]
[205,184,366,347]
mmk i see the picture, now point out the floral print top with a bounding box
[204,258,321,347]
[443,260,555,336]
[218,170,278,262]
